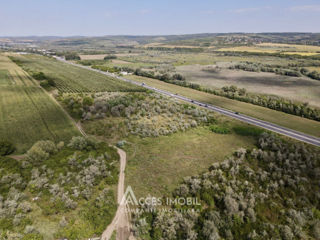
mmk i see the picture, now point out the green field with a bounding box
[0,54,79,153]
[127,75,320,137]
[9,54,144,93]
[124,125,255,198]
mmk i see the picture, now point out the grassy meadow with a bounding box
[0,54,79,153]
[124,125,256,198]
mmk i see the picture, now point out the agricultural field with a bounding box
[126,75,320,137]
[217,43,320,56]
[9,54,143,93]
[0,54,79,153]
[176,64,320,107]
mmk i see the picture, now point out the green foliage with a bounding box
[104,55,117,60]
[26,140,57,164]
[64,52,80,61]
[81,189,117,234]
[22,233,44,240]
[67,136,97,151]
[233,126,264,137]
[32,72,46,80]
[0,140,15,156]
[82,96,94,106]
[209,125,230,134]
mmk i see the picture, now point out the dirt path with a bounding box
[101,147,132,240]
[47,90,132,239]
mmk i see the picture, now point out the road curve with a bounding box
[54,57,320,147]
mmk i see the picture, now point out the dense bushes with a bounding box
[61,92,215,138]
[0,141,15,156]
[32,72,46,80]
[26,140,57,165]
[301,68,320,81]
[104,55,117,60]
[0,137,119,238]
[134,68,185,81]
[67,136,97,151]
[64,52,80,61]
[230,62,302,77]
[31,71,56,89]
[133,133,320,239]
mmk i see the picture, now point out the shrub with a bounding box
[32,72,46,80]
[68,136,97,151]
[0,140,15,156]
[209,125,230,134]
[104,55,117,60]
[65,53,80,61]
[68,136,87,150]
[26,140,57,164]
[233,126,264,137]
[27,146,49,164]
[33,141,57,154]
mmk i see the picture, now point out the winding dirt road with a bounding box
[101,147,131,240]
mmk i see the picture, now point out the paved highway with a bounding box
[55,57,320,147]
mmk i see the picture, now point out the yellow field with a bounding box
[80,54,108,60]
[306,67,320,73]
[217,46,278,53]
[257,43,320,52]
[217,43,320,56]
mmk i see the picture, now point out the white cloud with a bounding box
[289,5,320,12]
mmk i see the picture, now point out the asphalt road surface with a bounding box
[55,57,320,147]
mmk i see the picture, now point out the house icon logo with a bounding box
[121,186,139,205]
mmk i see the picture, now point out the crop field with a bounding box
[257,43,320,52]
[120,51,311,67]
[217,43,320,56]
[9,54,143,93]
[0,54,79,152]
[177,64,320,107]
[127,75,320,137]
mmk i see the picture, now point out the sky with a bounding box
[0,0,320,36]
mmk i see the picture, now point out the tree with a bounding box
[0,140,15,156]
[104,55,117,60]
